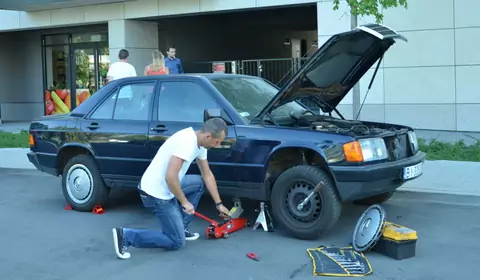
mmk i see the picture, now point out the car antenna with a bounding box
[355,55,384,120]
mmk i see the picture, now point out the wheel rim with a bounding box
[66,164,94,204]
[285,182,323,223]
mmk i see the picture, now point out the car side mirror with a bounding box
[203,108,234,125]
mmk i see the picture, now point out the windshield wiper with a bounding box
[250,112,278,126]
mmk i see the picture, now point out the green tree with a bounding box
[333,0,408,23]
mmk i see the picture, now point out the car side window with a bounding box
[90,92,117,119]
[157,81,220,123]
[113,83,155,121]
[90,82,156,121]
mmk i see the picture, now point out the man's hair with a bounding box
[201,117,228,138]
[118,49,129,60]
[166,46,176,52]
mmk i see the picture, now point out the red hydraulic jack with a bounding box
[64,204,105,214]
[194,211,249,239]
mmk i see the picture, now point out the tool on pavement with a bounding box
[352,204,387,253]
[297,181,325,211]
[194,211,249,239]
[306,246,373,277]
[372,221,418,260]
[246,252,259,261]
[253,202,274,232]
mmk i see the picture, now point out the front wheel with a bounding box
[270,165,342,240]
[61,154,110,212]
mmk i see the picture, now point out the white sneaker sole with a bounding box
[112,228,131,259]
[185,232,200,241]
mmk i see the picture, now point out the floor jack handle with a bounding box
[194,212,218,225]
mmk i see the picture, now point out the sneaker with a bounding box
[112,228,131,259]
[185,230,200,241]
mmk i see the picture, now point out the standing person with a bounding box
[165,46,184,74]
[106,49,137,82]
[112,118,231,260]
[144,50,169,76]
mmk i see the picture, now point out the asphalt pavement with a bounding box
[1,168,477,280]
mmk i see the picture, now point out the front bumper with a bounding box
[330,151,426,202]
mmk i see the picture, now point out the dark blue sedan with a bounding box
[27,23,425,240]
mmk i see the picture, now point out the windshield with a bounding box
[208,76,311,121]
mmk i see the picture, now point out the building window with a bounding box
[44,37,70,116]
[42,32,109,116]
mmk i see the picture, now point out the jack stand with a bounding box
[229,197,244,219]
[253,202,273,232]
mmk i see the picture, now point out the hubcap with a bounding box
[285,182,322,223]
[66,164,94,204]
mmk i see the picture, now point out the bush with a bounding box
[0,130,30,148]
[419,138,480,162]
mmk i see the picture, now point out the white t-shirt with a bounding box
[140,127,208,200]
[107,61,137,81]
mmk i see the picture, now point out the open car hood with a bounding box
[254,23,407,117]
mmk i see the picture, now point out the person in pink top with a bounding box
[144,50,169,76]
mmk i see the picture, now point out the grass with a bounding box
[0,130,30,148]
[0,131,479,162]
[418,138,480,162]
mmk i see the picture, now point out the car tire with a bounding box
[270,165,342,240]
[61,154,110,212]
[353,191,395,205]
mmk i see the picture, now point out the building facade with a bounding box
[0,0,478,132]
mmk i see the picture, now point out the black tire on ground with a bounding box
[270,165,342,240]
[353,191,395,205]
[61,154,110,212]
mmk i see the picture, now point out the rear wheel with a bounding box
[61,154,110,212]
[270,165,341,240]
[353,191,395,205]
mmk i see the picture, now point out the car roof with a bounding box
[70,73,262,117]
[117,73,261,82]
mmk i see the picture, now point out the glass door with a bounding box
[70,43,110,110]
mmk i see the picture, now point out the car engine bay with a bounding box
[283,111,410,138]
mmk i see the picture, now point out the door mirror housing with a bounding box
[203,108,234,125]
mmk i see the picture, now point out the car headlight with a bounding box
[343,138,388,162]
[407,131,419,154]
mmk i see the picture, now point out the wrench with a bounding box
[297,181,324,211]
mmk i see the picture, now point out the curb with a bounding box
[1,148,479,197]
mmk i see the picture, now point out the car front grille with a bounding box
[383,134,410,161]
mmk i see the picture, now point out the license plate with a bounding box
[403,162,423,180]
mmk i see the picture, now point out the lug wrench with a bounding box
[297,181,325,211]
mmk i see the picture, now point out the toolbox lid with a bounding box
[352,204,387,252]
[382,222,418,241]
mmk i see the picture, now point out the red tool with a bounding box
[246,252,259,261]
[194,211,249,239]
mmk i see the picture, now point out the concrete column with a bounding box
[108,19,159,76]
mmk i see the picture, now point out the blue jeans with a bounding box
[123,174,205,250]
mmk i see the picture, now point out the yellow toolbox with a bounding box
[373,222,417,260]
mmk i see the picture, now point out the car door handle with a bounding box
[150,125,167,132]
[86,122,100,130]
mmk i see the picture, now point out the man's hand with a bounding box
[216,204,231,218]
[182,201,195,215]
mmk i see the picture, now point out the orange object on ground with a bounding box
[92,205,105,214]
[194,211,249,239]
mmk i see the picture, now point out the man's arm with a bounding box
[165,156,189,205]
[196,158,222,204]
[178,59,184,74]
